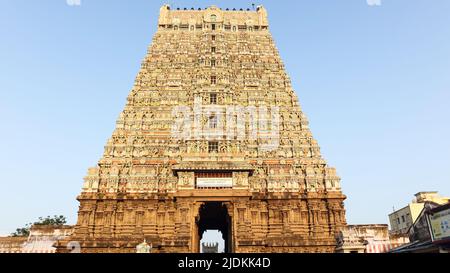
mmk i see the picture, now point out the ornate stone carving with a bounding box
[58,5,347,253]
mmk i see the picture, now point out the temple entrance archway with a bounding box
[195,202,232,253]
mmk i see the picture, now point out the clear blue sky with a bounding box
[1,0,449,237]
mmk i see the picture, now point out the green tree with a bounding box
[11,225,31,237]
[34,215,67,226]
[11,215,67,237]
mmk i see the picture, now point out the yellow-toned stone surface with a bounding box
[56,5,347,253]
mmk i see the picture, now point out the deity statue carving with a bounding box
[57,5,346,254]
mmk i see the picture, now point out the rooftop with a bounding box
[158,5,269,27]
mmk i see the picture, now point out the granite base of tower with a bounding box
[56,190,345,253]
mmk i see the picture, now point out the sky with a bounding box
[0,0,449,249]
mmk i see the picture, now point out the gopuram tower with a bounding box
[57,5,347,253]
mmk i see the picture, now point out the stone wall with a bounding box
[0,237,27,253]
[336,225,409,253]
[0,225,74,253]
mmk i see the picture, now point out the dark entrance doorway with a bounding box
[196,202,232,253]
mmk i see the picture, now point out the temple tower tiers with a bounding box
[57,5,346,253]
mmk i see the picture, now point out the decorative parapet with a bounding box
[158,5,269,29]
[0,237,27,253]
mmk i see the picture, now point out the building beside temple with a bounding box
[389,192,450,234]
[335,192,450,253]
[202,242,219,253]
[56,5,347,253]
[335,225,408,253]
[390,202,450,253]
[0,225,73,253]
